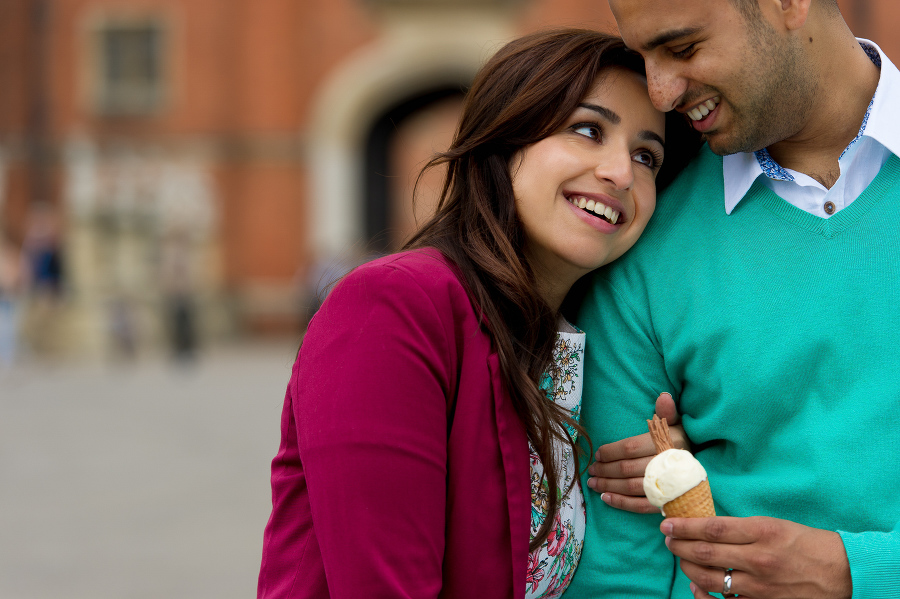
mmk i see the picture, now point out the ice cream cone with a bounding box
[662,478,715,518]
[644,415,716,517]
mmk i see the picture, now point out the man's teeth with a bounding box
[687,96,721,121]
[568,196,620,224]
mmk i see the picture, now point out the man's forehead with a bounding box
[609,0,711,48]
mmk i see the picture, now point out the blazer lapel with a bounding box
[487,352,530,598]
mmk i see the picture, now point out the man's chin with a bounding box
[703,131,754,157]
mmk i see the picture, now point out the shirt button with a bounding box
[824,201,835,215]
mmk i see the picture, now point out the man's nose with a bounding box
[646,61,688,113]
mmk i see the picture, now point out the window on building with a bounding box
[92,20,166,116]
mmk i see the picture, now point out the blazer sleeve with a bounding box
[291,261,457,598]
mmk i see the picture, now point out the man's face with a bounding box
[609,0,815,155]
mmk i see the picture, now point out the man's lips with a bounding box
[683,96,721,134]
[686,96,720,121]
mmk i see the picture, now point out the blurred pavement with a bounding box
[0,341,298,599]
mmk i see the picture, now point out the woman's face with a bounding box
[510,67,665,307]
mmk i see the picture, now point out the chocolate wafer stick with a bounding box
[647,414,675,454]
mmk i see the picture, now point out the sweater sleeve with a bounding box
[268,261,456,598]
[839,526,900,599]
[564,274,679,599]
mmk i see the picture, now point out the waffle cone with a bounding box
[662,479,715,518]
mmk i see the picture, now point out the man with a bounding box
[566,0,900,597]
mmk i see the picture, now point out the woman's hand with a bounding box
[586,392,688,513]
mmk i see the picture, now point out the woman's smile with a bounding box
[565,193,625,225]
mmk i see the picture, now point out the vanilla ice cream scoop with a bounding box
[643,448,708,510]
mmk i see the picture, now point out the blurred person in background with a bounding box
[107,294,138,361]
[23,203,65,356]
[159,228,197,363]
[0,230,30,370]
[25,202,64,298]
[257,29,700,598]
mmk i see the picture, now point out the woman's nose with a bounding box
[594,147,634,191]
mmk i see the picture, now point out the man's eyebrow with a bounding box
[642,26,703,51]
[578,103,620,124]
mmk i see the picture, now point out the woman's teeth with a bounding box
[687,96,720,121]
[568,196,620,224]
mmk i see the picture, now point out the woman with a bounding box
[258,29,699,598]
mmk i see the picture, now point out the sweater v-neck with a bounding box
[741,153,900,239]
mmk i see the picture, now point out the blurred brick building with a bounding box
[0,0,895,359]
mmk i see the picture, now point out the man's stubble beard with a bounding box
[705,23,817,156]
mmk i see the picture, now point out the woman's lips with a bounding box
[567,195,621,224]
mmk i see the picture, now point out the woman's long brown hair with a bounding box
[403,29,699,550]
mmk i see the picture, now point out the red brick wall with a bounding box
[1,0,896,333]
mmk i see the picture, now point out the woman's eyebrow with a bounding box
[578,103,620,124]
[640,130,665,147]
[578,102,664,146]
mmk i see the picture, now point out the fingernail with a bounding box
[664,536,671,548]
[587,478,596,490]
[689,582,697,593]
[661,521,674,536]
[600,493,610,504]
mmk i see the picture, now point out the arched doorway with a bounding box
[304,19,515,262]
[364,86,465,253]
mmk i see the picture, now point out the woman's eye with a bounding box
[633,150,661,169]
[572,123,601,141]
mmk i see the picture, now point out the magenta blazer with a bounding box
[258,248,530,598]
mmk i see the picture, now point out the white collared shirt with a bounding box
[723,39,900,217]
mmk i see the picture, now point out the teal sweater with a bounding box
[566,145,900,599]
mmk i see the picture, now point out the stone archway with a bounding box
[364,86,465,254]
[305,17,514,262]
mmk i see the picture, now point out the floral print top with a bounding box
[525,323,586,598]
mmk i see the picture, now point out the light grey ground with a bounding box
[1,341,298,599]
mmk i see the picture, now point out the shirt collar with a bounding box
[857,39,900,159]
[722,38,900,214]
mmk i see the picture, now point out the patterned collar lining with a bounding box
[752,42,882,182]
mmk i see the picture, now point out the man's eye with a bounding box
[671,43,696,59]
[572,123,602,141]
